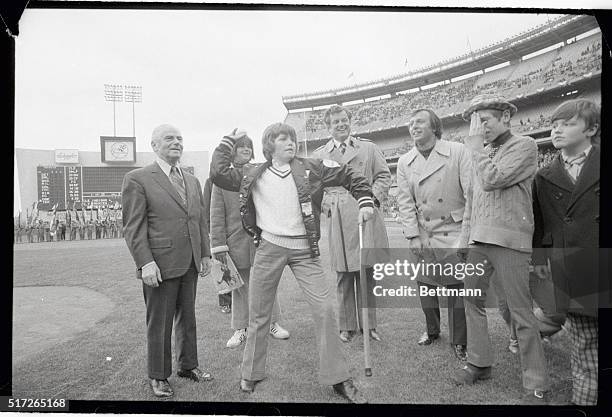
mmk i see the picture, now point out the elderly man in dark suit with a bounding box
[122,124,213,398]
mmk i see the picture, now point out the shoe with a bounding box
[417,332,439,346]
[149,378,174,398]
[177,367,213,382]
[453,344,467,361]
[220,305,231,314]
[369,329,382,341]
[508,338,519,354]
[359,328,382,341]
[522,389,548,405]
[333,379,368,404]
[227,329,247,348]
[240,378,257,393]
[451,363,492,385]
[270,322,290,339]
[339,330,354,343]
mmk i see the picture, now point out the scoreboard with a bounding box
[36,165,195,210]
[37,167,66,209]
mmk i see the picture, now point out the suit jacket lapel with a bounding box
[418,142,446,184]
[567,146,599,212]
[330,145,344,163]
[540,155,574,193]
[342,137,359,164]
[150,164,188,213]
[321,139,342,164]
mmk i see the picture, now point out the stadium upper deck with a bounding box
[282,14,599,111]
[284,30,601,143]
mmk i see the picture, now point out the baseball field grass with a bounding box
[12,222,574,407]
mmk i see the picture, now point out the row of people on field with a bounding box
[14,218,123,243]
[395,96,599,406]
[121,94,599,405]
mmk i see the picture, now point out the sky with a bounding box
[14,7,589,213]
[15,9,570,155]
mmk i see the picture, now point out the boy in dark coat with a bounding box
[532,98,600,405]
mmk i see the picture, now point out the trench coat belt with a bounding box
[325,186,350,195]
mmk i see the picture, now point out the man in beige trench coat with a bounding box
[396,108,471,361]
[313,105,391,342]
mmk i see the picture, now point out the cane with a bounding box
[359,221,373,377]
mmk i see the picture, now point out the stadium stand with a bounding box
[291,33,600,142]
[473,65,515,89]
[282,16,601,216]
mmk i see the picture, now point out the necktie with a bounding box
[339,142,347,155]
[564,153,587,182]
[170,166,187,205]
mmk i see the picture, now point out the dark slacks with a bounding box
[498,270,566,339]
[218,292,231,307]
[337,268,377,331]
[418,282,467,345]
[142,263,199,380]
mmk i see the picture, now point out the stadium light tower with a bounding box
[104,84,124,136]
[124,85,142,138]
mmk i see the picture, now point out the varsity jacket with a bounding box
[209,135,374,257]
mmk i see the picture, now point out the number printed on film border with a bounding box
[0,397,69,411]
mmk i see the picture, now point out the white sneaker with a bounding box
[508,338,519,354]
[226,329,247,348]
[270,322,290,340]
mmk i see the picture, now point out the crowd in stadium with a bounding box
[516,115,552,133]
[303,36,601,136]
[382,145,562,218]
[381,139,561,170]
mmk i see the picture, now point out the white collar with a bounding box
[156,157,182,179]
[333,138,349,149]
[271,159,291,171]
[561,144,592,162]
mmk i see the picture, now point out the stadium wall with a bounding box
[15,148,209,212]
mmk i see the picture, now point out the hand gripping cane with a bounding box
[359,221,373,377]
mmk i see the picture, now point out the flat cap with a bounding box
[462,93,517,121]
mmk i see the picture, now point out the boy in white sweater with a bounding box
[210,122,374,403]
